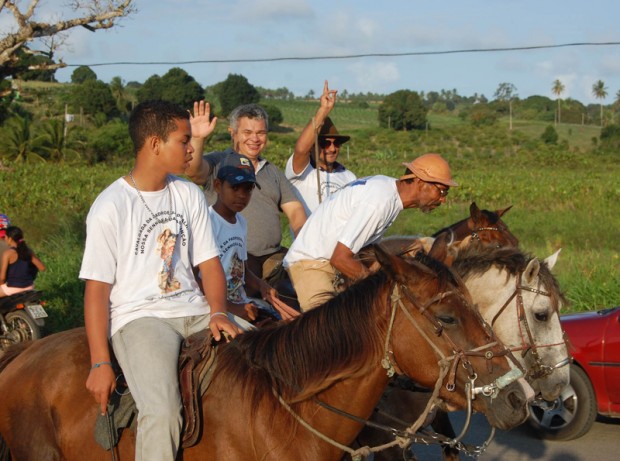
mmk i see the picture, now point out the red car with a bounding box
[528,306,620,440]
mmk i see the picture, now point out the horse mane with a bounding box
[452,246,567,311]
[215,270,390,411]
[214,253,459,414]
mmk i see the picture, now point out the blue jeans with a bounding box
[111,313,250,461]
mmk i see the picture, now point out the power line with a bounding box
[66,41,620,68]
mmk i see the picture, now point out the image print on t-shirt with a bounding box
[156,226,180,293]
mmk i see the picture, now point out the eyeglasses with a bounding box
[431,183,449,197]
[319,139,343,149]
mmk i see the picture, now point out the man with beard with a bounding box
[283,153,457,311]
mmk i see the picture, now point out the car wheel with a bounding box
[528,364,598,440]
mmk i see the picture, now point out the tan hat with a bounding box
[402,153,458,187]
[318,117,350,143]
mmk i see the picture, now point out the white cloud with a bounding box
[348,61,400,92]
[233,0,313,21]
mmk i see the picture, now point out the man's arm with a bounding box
[198,256,242,341]
[330,242,370,281]
[281,200,307,237]
[84,279,116,416]
[291,80,337,174]
[187,100,217,186]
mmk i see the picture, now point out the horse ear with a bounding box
[543,248,562,271]
[373,244,416,283]
[495,205,513,218]
[523,258,541,285]
[469,202,482,229]
[428,232,455,266]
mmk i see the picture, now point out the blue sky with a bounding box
[47,0,619,104]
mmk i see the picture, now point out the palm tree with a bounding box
[36,119,79,162]
[109,76,127,113]
[494,82,518,130]
[592,80,608,127]
[551,79,565,125]
[0,116,44,163]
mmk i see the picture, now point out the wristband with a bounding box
[210,311,228,320]
[91,361,112,370]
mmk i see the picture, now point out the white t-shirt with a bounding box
[283,176,404,267]
[208,207,250,304]
[285,155,356,215]
[79,176,219,336]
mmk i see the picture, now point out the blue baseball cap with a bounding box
[216,152,259,186]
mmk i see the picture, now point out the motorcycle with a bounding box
[0,290,47,351]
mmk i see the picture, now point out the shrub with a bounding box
[541,125,559,144]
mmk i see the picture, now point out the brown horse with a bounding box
[432,202,517,248]
[358,245,569,461]
[0,245,532,461]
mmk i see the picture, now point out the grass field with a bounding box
[1,97,618,333]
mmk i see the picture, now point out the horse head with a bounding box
[373,243,534,431]
[452,245,570,402]
[433,202,519,249]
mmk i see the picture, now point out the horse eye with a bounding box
[534,312,549,322]
[437,315,456,325]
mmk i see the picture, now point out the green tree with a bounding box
[218,74,260,116]
[494,83,518,130]
[71,66,97,84]
[600,123,620,151]
[70,80,119,120]
[262,104,283,126]
[12,48,56,82]
[36,119,79,162]
[541,125,559,144]
[378,90,427,131]
[109,76,130,113]
[0,116,43,163]
[551,79,565,125]
[592,80,608,127]
[136,68,204,108]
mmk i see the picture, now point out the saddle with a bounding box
[95,328,220,450]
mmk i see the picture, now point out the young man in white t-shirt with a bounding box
[208,152,299,321]
[285,80,356,215]
[283,153,458,311]
[80,100,247,461]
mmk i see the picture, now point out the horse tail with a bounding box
[0,341,33,373]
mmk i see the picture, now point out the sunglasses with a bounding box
[319,139,343,149]
[431,183,449,197]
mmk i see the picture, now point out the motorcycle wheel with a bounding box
[4,310,41,344]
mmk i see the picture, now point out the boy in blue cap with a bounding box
[209,152,298,321]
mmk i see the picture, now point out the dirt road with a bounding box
[409,412,620,460]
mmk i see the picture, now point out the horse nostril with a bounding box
[508,390,525,410]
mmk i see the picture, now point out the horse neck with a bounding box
[433,218,470,242]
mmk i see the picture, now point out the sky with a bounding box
[28,0,620,104]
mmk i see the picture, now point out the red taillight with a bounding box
[16,303,25,309]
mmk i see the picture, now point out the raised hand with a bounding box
[190,100,218,139]
[319,80,338,114]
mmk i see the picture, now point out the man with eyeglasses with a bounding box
[187,102,307,290]
[283,153,456,311]
[286,81,356,215]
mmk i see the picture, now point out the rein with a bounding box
[273,281,521,460]
[490,270,570,380]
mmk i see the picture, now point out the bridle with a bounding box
[274,281,525,460]
[490,270,570,380]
